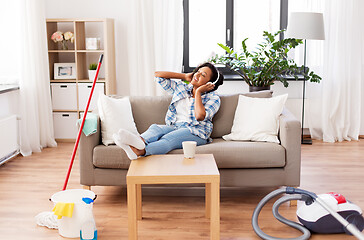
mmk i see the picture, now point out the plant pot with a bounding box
[249,86,271,92]
[88,70,98,81]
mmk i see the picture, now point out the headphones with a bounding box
[211,70,220,85]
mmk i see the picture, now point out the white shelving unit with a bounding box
[46,18,116,141]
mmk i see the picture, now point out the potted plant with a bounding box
[88,63,98,81]
[210,30,321,91]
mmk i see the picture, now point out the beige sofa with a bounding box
[79,91,301,188]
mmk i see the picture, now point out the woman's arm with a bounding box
[155,71,193,82]
[194,83,215,121]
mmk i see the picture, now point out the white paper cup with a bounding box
[182,141,197,158]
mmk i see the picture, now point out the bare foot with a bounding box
[131,145,146,156]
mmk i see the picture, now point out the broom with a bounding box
[62,53,103,190]
[35,54,103,228]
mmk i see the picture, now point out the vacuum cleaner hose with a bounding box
[252,188,311,240]
[272,195,311,240]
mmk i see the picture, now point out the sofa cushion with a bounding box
[98,94,139,145]
[93,137,285,169]
[211,90,273,138]
[129,95,171,134]
[93,145,131,169]
[222,94,287,143]
[170,138,285,169]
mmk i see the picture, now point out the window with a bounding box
[188,0,226,67]
[0,1,21,85]
[183,0,288,75]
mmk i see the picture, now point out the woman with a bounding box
[113,62,224,160]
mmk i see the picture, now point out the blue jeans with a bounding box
[140,124,207,156]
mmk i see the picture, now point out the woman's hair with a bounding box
[192,62,224,92]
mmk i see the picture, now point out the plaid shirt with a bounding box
[156,77,221,141]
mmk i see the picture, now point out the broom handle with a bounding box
[62,54,104,191]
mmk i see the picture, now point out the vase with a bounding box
[249,86,271,92]
[61,41,68,50]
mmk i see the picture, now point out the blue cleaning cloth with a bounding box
[77,113,97,136]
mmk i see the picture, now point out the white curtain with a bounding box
[289,0,363,142]
[321,0,362,142]
[128,0,184,96]
[19,0,57,156]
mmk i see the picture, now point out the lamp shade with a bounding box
[285,12,325,40]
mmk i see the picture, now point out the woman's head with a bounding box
[192,62,224,92]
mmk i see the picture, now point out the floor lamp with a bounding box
[285,12,325,144]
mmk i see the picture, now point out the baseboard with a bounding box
[0,150,20,166]
[303,135,364,140]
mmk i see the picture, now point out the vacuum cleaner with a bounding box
[252,187,364,240]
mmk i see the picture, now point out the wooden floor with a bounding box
[0,140,363,240]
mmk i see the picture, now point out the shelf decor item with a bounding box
[88,63,98,81]
[54,63,76,79]
[51,31,74,50]
[210,30,321,91]
[86,38,100,50]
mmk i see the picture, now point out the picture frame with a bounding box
[54,63,76,79]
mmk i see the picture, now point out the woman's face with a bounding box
[191,66,213,88]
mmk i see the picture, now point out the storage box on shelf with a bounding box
[46,18,116,141]
[51,83,78,110]
[53,112,79,140]
[78,82,105,111]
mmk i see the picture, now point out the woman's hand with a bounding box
[196,82,215,94]
[185,72,193,82]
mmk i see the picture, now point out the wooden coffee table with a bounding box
[126,154,220,240]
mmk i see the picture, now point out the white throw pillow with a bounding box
[223,94,288,143]
[97,94,139,146]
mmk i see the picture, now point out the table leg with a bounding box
[127,183,138,240]
[210,181,220,240]
[205,183,211,219]
[137,184,142,220]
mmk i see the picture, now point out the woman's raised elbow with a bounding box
[155,71,161,77]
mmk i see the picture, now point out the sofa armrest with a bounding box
[78,115,101,186]
[279,108,301,186]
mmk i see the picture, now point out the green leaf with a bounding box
[264,51,270,59]
[217,43,233,54]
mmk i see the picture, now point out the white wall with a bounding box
[45,1,364,135]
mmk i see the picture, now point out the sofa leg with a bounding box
[290,200,297,206]
[83,185,91,190]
